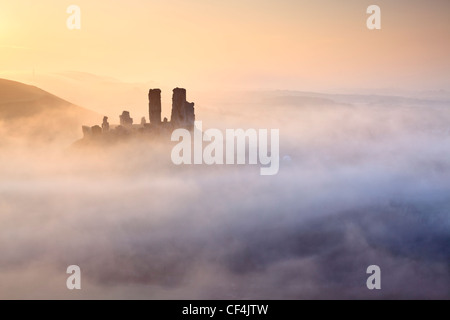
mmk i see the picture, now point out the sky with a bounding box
[0,0,450,92]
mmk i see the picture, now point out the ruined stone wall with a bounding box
[119,111,133,127]
[183,101,195,129]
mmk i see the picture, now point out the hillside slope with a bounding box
[0,79,99,146]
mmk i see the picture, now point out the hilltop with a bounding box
[0,79,99,146]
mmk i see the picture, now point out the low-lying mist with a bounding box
[0,92,449,299]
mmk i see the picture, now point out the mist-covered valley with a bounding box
[0,84,449,299]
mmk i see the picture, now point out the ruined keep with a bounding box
[170,88,195,128]
[171,88,187,124]
[148,89,162,124]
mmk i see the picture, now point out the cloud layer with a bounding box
[0,93,449,299]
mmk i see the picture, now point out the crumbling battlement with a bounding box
[81,88,196,141]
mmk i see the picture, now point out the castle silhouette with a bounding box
[81,87,195,140]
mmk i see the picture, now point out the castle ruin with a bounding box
[81,87,195,141]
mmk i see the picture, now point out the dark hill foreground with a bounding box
[0,79,99,146]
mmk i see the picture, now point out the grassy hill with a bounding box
[0,78,99,146]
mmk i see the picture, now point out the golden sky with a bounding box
[0,0,449,91]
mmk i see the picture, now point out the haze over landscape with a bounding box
[0,0,449,299]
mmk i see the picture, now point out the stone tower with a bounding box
[102,116,110,132]
[148,89,162,124]
[171,88,187,124]
[171,88,195,129]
